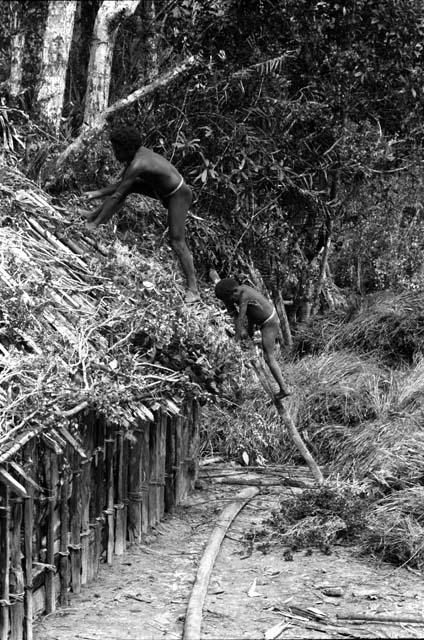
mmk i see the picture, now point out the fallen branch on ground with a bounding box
[183,486,260,640]
[337,613,424,625]
[212,476,311,489]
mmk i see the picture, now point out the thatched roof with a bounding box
[0,163,227,461]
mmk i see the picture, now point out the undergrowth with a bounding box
[247,482,370,556]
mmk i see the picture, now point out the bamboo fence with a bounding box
[0,404,200,640]
[0,169,202,638]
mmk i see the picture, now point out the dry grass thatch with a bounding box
[315,358,424,486]
[364,487,424,569]
[333,290,424,365]
[0,162,231,458]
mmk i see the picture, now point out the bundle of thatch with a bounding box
[364,487,424,569]
[333,291,424,365]
[314,358,424,486]
[278,351,392,463]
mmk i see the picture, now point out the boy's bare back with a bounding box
[237,285,274,325]
[126,147,182,197]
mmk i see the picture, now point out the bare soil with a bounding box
[34,467,424,640]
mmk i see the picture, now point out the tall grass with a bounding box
[202,291,424,567]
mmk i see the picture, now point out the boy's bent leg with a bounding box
[261,323,290,397]
[167,187,200,302]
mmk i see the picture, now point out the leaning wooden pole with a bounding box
[183,486,259,640]
[251,356,324,485]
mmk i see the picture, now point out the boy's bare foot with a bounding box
[275,389,290,400]
[185,290,201,304]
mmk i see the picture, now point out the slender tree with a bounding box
[35,0,77,133]
[141,0,158,82]
[83,0,140,127]
[9,1,26,99]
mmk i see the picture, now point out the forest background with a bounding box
[2,0,424,306]
[2,0,424,570]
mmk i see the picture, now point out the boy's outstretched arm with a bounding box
[85,164,143,228]
[84,168,126,200]
[235,297,248,340]
[84,183,121,200]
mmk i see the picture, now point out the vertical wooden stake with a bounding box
[127,429,143,544]
[45,452,58,614]
[10,496,24,640]
[89,418,105,580]
[180,416,189,502]
[122,437,128,546]
[174,417,183,505]
[69,453,82,594]
[164,416,175,513]
[105,432,115,565]
[80,421,93,586]
[92,519,102,580]
[159,413,167,520]
[183,410,193,501]
[0,482,10,640]
[59,467,69,606]
[141,425,150,534]
[23,444,34,640]
[148,421,157,527]
[114,431,126,556]
[190,400,200,489]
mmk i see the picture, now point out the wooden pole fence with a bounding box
[0,400,201,638]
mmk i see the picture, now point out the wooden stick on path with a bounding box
[183,486,260,640]
[337,613,424,625]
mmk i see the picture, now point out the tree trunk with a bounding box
[83,0,140,128]
[9,1,26,99]
[35,0,77,133]
[298,264,315,323]
[275,291,293,350]
[141,0,158,82]
[312,227,332,315]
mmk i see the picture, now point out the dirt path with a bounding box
[35,468,424,640]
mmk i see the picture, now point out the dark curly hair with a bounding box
[110,126,142,157]
[215,278,239,300]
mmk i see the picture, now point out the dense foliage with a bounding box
[2,0,424,305]
[130,0,424,303]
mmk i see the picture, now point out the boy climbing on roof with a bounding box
[83,126,200,304]
[214,277,290,399]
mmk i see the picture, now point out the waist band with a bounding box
[163,176,184,199]
[260,307,277,328]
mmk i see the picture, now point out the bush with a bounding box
[253,482,370,553]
